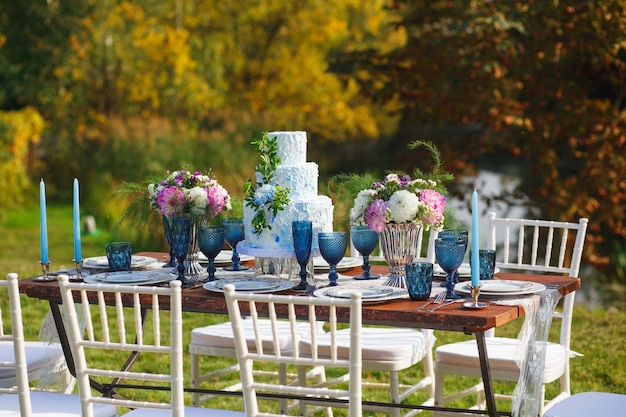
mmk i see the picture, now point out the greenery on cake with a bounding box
[243,132,291,235]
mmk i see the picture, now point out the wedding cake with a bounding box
[237,131,334,258]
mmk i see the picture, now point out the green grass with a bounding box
[2,206,625,415]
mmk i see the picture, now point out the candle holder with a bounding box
[463,284,488,309]
[38,261,52,281]
[73,259,84,281]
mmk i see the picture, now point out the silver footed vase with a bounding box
[379,222,421,289]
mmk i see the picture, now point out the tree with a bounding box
[345,0,626,280]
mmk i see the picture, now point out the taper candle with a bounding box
[40,179,49,263]
[73,178,82,261]
[471,189,480,286]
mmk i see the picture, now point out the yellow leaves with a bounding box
[0,108,46,209]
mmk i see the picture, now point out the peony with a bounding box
[156,187,185,217]
[207,184,231,217]
[420,189,446,224]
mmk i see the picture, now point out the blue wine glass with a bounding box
[435,238,467,299]
[437,229,468,286]
[162,215,176,268]
[292,220,313,291]
[318,232,347,287]
[167,216,192,286]
[197,226,226,282]
[223,219,249,271]
[350,225,381,280]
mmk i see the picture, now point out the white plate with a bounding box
[83,256,159,269]
[84,271,176,285]
[214,278,282,291]
[454,280,546,297]
[313,286,407,304]
[313,257,364,272]
[196,251,254,265]
[204,279,295,294]
[324,287,395,300]
[434,263,500,279]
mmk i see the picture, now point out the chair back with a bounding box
[485,212,588,278]
[0,273,33,416]
[485,212,588,391]
[223,285,363,417]
[351,226,439,263]
[58,276,184,417]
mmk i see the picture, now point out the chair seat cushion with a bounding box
[190,319,313,352]
[0,341,63,380]
[300,327,428,362]
[435,336,566,379]
[543,392,626,417]
[0,390,117,417]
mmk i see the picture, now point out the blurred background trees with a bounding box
[0,0,624,283]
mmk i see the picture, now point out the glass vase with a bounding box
[185,217,206,275]
[379,222,421,288]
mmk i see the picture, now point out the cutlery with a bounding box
[415,291,446,311]
[427,298,465,312]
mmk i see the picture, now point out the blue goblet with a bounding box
[350,225,381,280]
[197,226,226,282]
[437,229,468,286]
[318,232,347,287]
[162,215,176,268]
[292,220,313,291]
[435,238,467,299]
[223,219,249,271]
[167,216,192,286]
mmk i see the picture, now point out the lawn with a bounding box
[2,206,625,415]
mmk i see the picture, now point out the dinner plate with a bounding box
[313,257,364,272]
[324,286,395,300]
[313,286,407,304]
[454,280,546,297]
[214,278,282,291]
[83,255,159,269]
[84,271,176,285]
[196,250,254,265]
[204,278,295,294]
[434,263,500,279]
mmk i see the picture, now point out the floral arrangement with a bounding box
[243,132,290,235]
[351,173,446,233]
[347,140,451,233]
[148,169,231,219]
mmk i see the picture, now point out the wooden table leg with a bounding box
[475,331,500,417]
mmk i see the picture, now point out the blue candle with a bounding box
[471,189,480,286]
[73,178,82,261]
[39,179,49,263]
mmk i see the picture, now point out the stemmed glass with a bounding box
[167,216,192,287]
[437,229,468,286]
[162,215,176,268]
[434,237,467,299]
[223,218,249,271]
[350,225,381,280]
[197,226,226,282]
[292,220,313,291]
[318,232,347,287]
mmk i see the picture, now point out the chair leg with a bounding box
[389,371,401,417]
[190,352,200,406]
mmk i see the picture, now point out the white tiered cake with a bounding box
[237,131,334,258]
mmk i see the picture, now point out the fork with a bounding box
[414,291,446,311]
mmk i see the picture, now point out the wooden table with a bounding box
[18,252,580,417]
